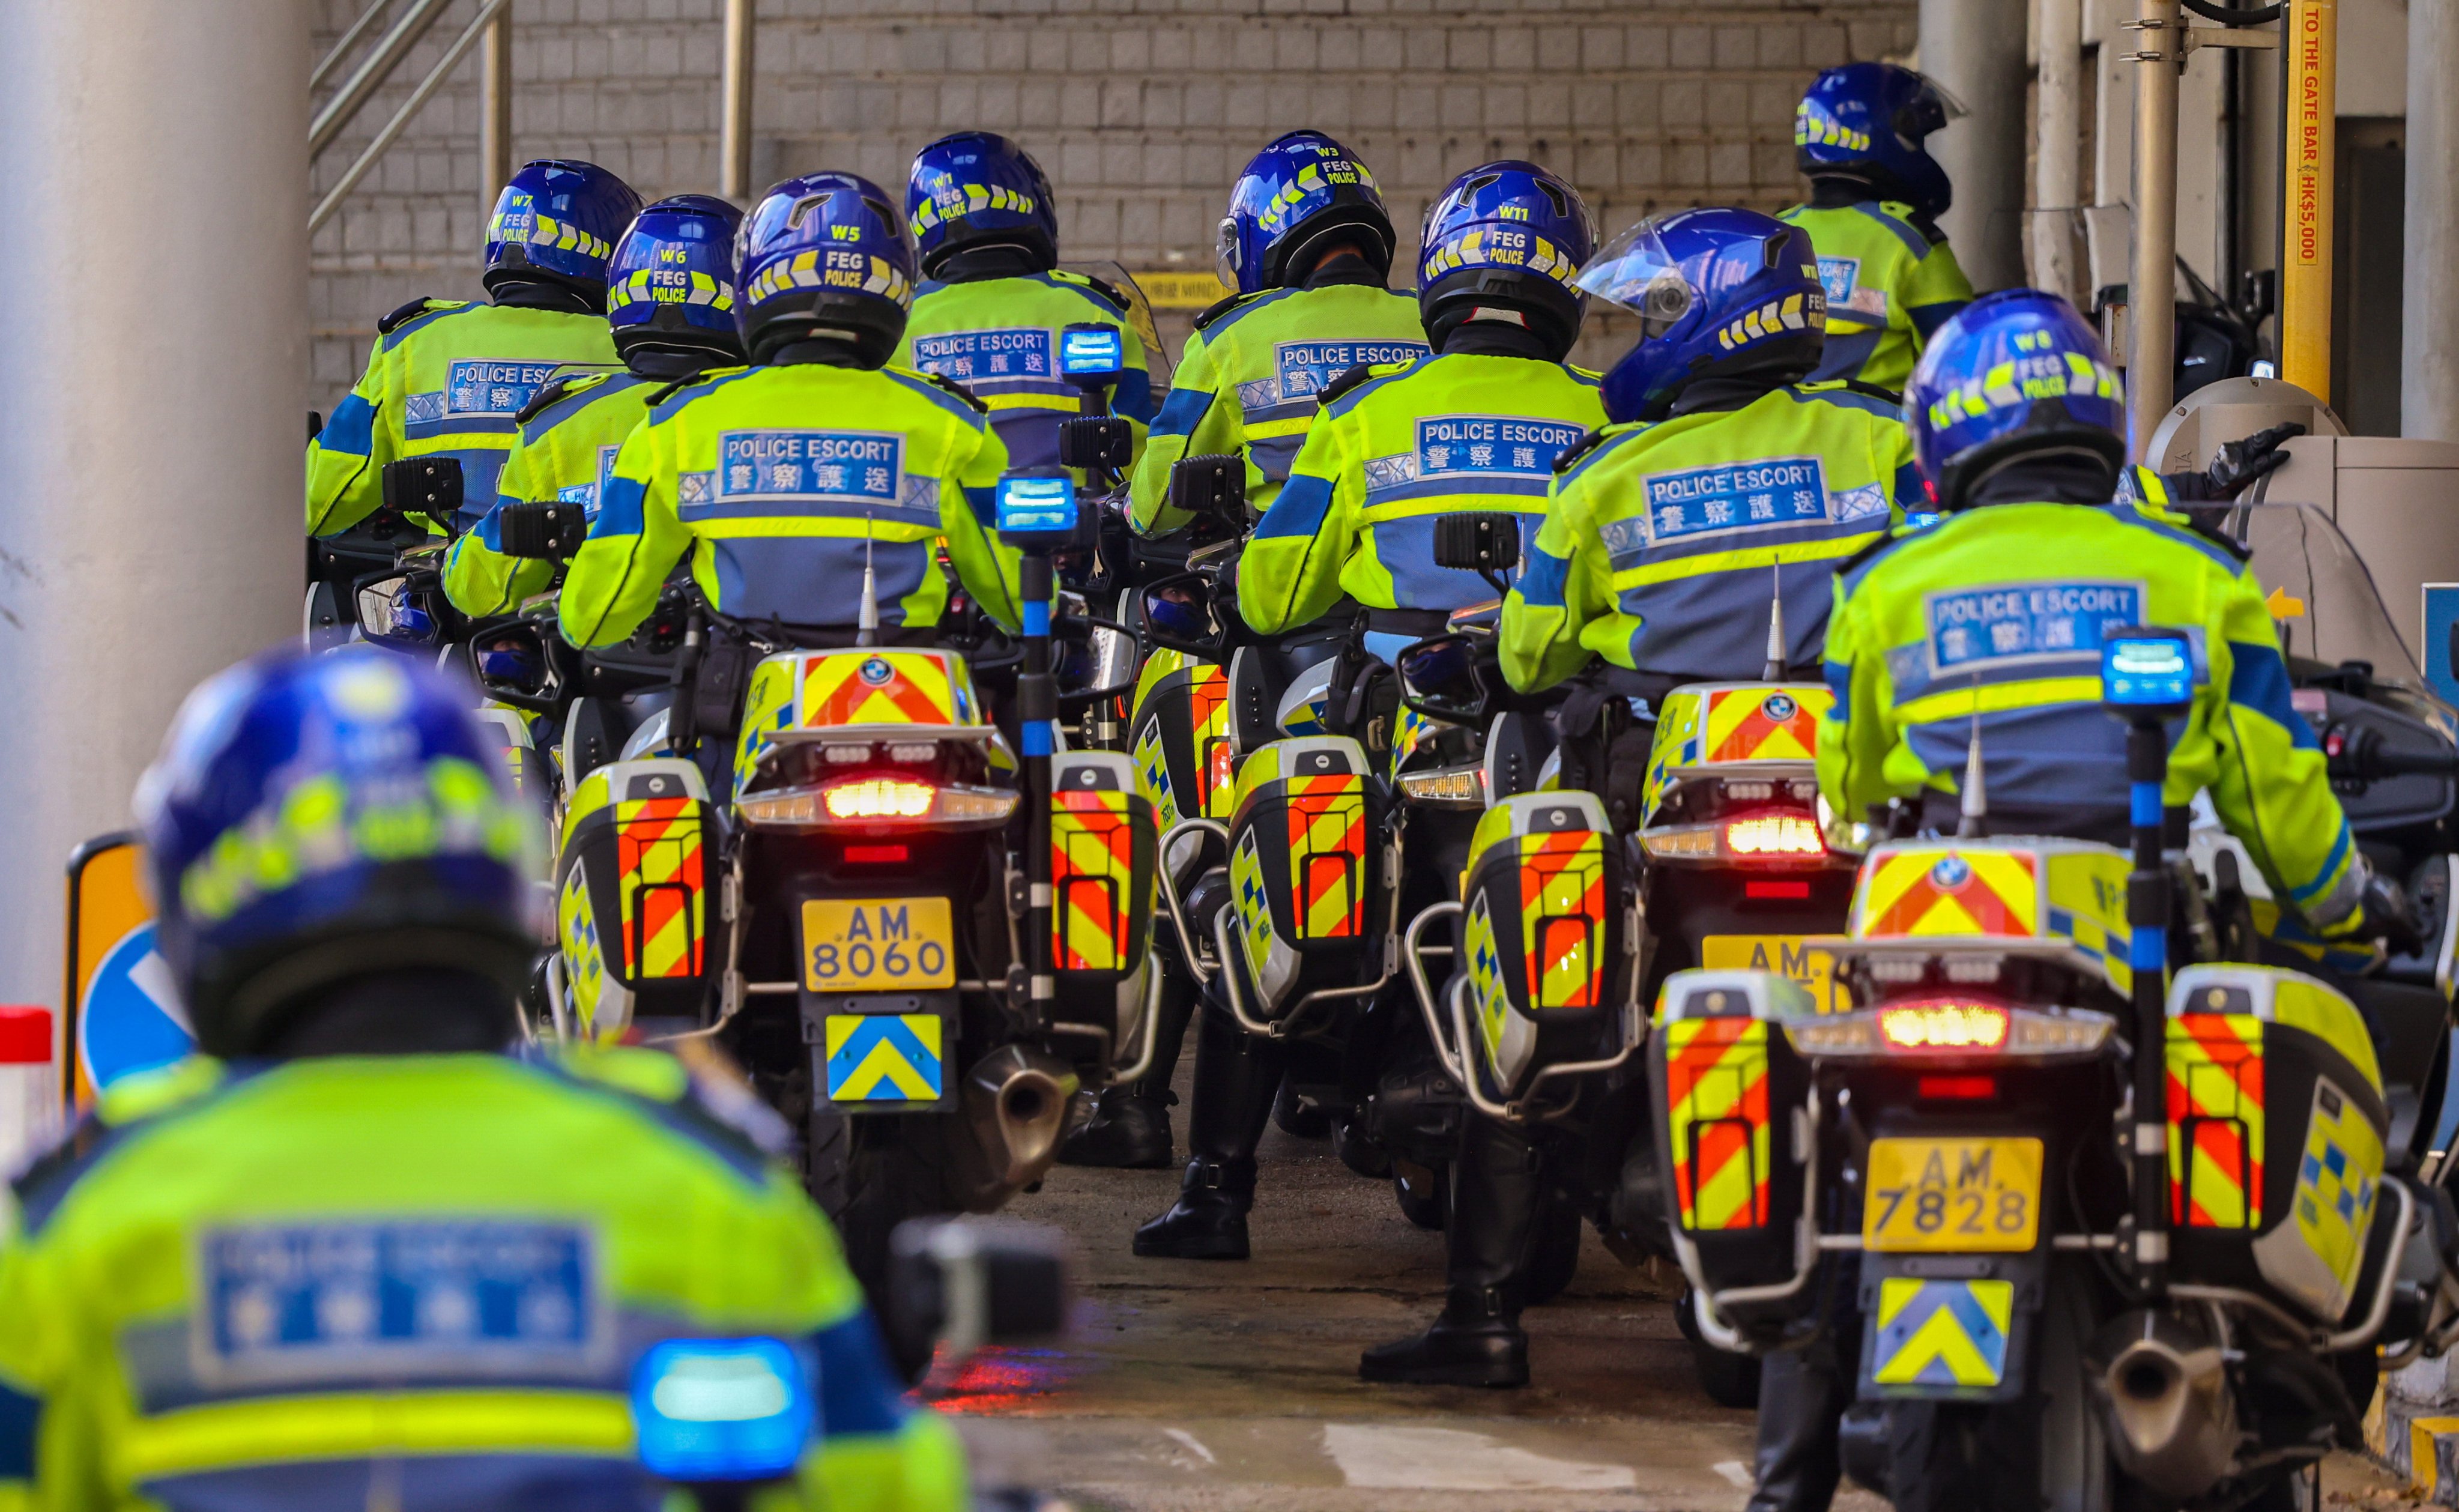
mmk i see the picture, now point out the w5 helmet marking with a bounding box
[607,194,746,353]
[1217,130,1396,294]
[736,172,918,364]
[1576,207,1826,425]
[1417,160,1596,360]
[485,159,643,296]
[1905,288,2126,508]
[1795,62,1961,219]
[908,132,1060,276]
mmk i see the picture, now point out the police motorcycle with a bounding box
[479,486,1157,1354]
[1651,604,2459,1508]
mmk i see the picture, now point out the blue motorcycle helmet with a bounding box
[1574,207,1826,425]
[735,172,918,366]
[1795,62,1962,220]
[907,132,1060,279]
[483,159,644,305]
[606,194,748,361]
[1417,161,1597,362]
[1905,288,2128,511]
[134,647,545,1055]
[1216,130,1396,295]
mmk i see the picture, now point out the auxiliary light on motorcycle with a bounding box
[1784,999,2114,1061]
[1880,999,2008,1049]
[1397,764,1486,806]
[825,778,937,820]
[631,1335,812,1485]
[733,776,1018,830]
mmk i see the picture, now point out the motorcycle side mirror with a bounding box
[381,456,464,530]
[885,1218,1069,1390]
[1058,415,1133,472]
[495,500,590,561]
[472,621,561,710]
[1140,570,1231,658]
[1169,453,1246,525]
[1395,632,1490,724]
[355,573,441,649]
[1432,512,1520,598]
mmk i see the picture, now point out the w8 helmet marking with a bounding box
[1904,289,2126,507]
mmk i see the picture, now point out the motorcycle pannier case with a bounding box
[1223,736,1389,1018]
[1050,750,1160,1063]
[557,758,719,1041]
[2165,964,2392,1324]
[1128,653,1233,881]
[1649,967,1819,1338]
[1458,791,1629,1096]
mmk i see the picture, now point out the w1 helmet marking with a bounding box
[1217,130,1396,294]
[485,159,643,297]
[1576,207,1826,424]
[736,172,918,366]
[1417,160,1597,360]
[135,648,545,1054]
[606,194,746,354]
[1904,288,2126,508]
[1795,62,1962,220]
[907,132,1060,276]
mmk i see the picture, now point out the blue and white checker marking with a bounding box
[198,1220,599,1384]
[1924,581,2144,676]
[716,431,903,506]
[911,327,1054,383]
[78,922,194,1093]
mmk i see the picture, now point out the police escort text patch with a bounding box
[718,430,903,504]
[446,361,567,418]
[1270,339,1430,404]
[1925,581,2144,674]
[1639,456,1830,542]
[909,327,1055,384]
[555,443,626,516]
[196,1220,602,1383]
[1819,258,1889,321]
[1415,416,1586,480]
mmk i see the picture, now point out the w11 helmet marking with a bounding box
[1217,130,1396,294]
[1417,160,1596,360]
[485,159,644,297]
[1905,288,2126,509]
[1795,62,1961,219]
[134,647,545,1053]
[1576,207,1826,424]
[736,172,918,365]
[607,194,746,353]
[908,132,1060,276]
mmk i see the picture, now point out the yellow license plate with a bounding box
[1863,1137,2043,1252]
[1701,934,1848,1014]
[800,898,955,991]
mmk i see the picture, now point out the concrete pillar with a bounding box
[1921,0,2031,291]
[0,1,306,1010]
[2033,0,2087,304]
[2405,0,2459,440]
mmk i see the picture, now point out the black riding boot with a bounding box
[1133,1002,1283,1259]
[1747,1335,1854,1512]
[1358,1113,1538,1386]
[1060,949,1197,1169]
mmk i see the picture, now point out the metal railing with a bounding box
[310,0,511,234]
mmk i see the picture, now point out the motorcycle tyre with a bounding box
[1394,1159,1448,1230]
[1673,1286,1761,1409]
[805,1105,961,1385]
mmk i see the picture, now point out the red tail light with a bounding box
[1916,1074,1998,1101]
[842,844,909,863]
[1879,999,2010,1051]
[823,778,936,820]
[1744,879,1812,900]
[1722,809,1824,859]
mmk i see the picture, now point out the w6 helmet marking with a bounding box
[606,194,746,354]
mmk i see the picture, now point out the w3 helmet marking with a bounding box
[606,194,746,356]
[1216,130,1396,294]
[907,132,1060,277]
[736,172,918,366]
[485,159,643,299]
[1576,207,1825,424]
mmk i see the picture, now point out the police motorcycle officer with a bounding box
[897,132,1156,478]
[0,647,963,1511]
[1756,290,2422,1512]
[1064,131,1430,1173]
[1353,207,1923,1387]
[1778,64,1974,397]
[446,193,748,621]
[309,159,643,543]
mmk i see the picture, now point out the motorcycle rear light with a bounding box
[1397,764,1486,806]
[1640,823,1721,859]
[1724,809,1823,857]
[1917,1075,1998,1101]
[1745,879,1812,900]
[733,790,820,826]
[824,779,935,820]
[1880,1000,2009,1050]
[842,844,909,863]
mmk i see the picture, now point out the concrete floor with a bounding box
[931,1073,2432,1512]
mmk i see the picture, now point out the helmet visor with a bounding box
[1574,220,1693,340]
[1215,216,1242,292]
[1898,74,1968,141]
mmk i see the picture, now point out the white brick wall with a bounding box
[309,0,1917,413]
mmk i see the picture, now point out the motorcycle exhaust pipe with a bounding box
[2088,1310,2237,1499]
[951,1044,1081,1211]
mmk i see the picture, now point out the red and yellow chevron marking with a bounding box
[1519,830,1605,1012]
[1286,773,1366,940]
[1703,686,1830,764]
[1189,668,1232,818]
[799,651,959,730]
[2167,1013,2265,1229]
[1052,790,1136,973]
[1856,848,2040,939]
[1662,1016,1771,1231]
[616,797,704,979]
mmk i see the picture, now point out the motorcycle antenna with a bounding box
[1759,560,1786,683]
[1956,670,1988,839]
[855,515,879,650]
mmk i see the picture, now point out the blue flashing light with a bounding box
[1059,324,1125,380]
[996,473,1078,538]
[2101,631,2192,711]
[632,1336,814,1484]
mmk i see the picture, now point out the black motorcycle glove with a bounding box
[2164,422,2306,503]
